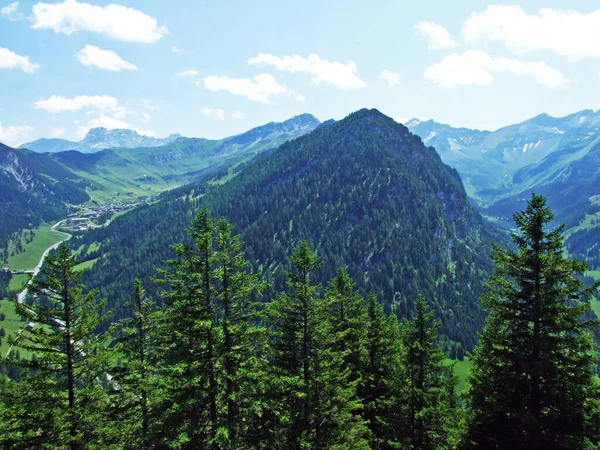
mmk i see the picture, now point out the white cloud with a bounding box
[197,108,225,121]
[248,53,366,89]
[31,0,168,43]
[76,44,137,71]
[0,47,40,73]
[34,94,122,113]
[379,69,400,88]
[462,5,600,60]
[142,99,159,111]
[140,112,151,123]
[293,93,306,102]
[203,73,288,104]
[171,45,182,54]
[175,69,198,78]
[77,114,155,138]
[0,122,33,146]
[231,111,246,120]
[50,127,65,137]
[415,21,456,49]
[1,1,23,20]
[424,50,570,89]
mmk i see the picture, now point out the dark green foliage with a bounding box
[0,244,112,449]
[77,108,497,350]
[466,194,600,449]
[266,243,370,449]
[109,279,155,449]
[398,295,460,449]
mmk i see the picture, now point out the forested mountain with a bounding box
[77,108,499,351]
[0,143,89,246]
[19,127,182,154]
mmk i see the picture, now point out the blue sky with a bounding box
[2,0,600,146]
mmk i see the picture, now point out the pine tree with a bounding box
[109,278,155,449]
[399,295,459,449]
[466,193,600,449]
[2,243,111,449]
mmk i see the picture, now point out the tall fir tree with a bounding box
[151,208,218,449]
[109,278,155,449]
[212,217,268,447]
[361,293,403,449]
[267,243,370,449]
[466,193,600,449]
[398,295,459,449]
[1,244,112,450]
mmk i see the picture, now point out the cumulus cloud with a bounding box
[231,111,246,120]
[175,69,198,78]
[31,0,168,43]
[203,73,288,104]
[248,53,366,89]
[197,108,225,121]
[76,44,137,71]
[424,50,570,88]
[0,47,40,73]
[379,69,400,88]
[462,5,600,60]
[1,1,23,20]
[34,94,122,113]
[0,122,33,146]
[415,21,456,49]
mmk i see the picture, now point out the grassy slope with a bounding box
[7,223,68,271]
[446,357,473,393]
[0,299,29,358]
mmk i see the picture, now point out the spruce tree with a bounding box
[361,293,402,449]
[267,244,369,449]
[151,208,217,449]
[213,217,267,447]
[109,278,155,449]
[2,244,111,449]
[399,295,459,449]
[466,193,600,449]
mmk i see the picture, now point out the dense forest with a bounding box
[0,194,599,449]
[75,109,501,353]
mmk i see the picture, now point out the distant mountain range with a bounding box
[19,127,183,154]
[407,110,600,220]
[0,113,321,250]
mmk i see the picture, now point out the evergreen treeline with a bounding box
[1,194,599,449]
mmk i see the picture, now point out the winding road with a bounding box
[17,219,72,304]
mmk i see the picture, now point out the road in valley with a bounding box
[17,219,72,304]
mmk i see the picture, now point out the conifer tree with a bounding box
[361,293,402,449]
[267,243,369,449]
[213,217,267,447]
[2,244,111,449]
[109,278,155,449]
[151,208,217,449]
[466,193,600,449]
[399,295,458,449]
